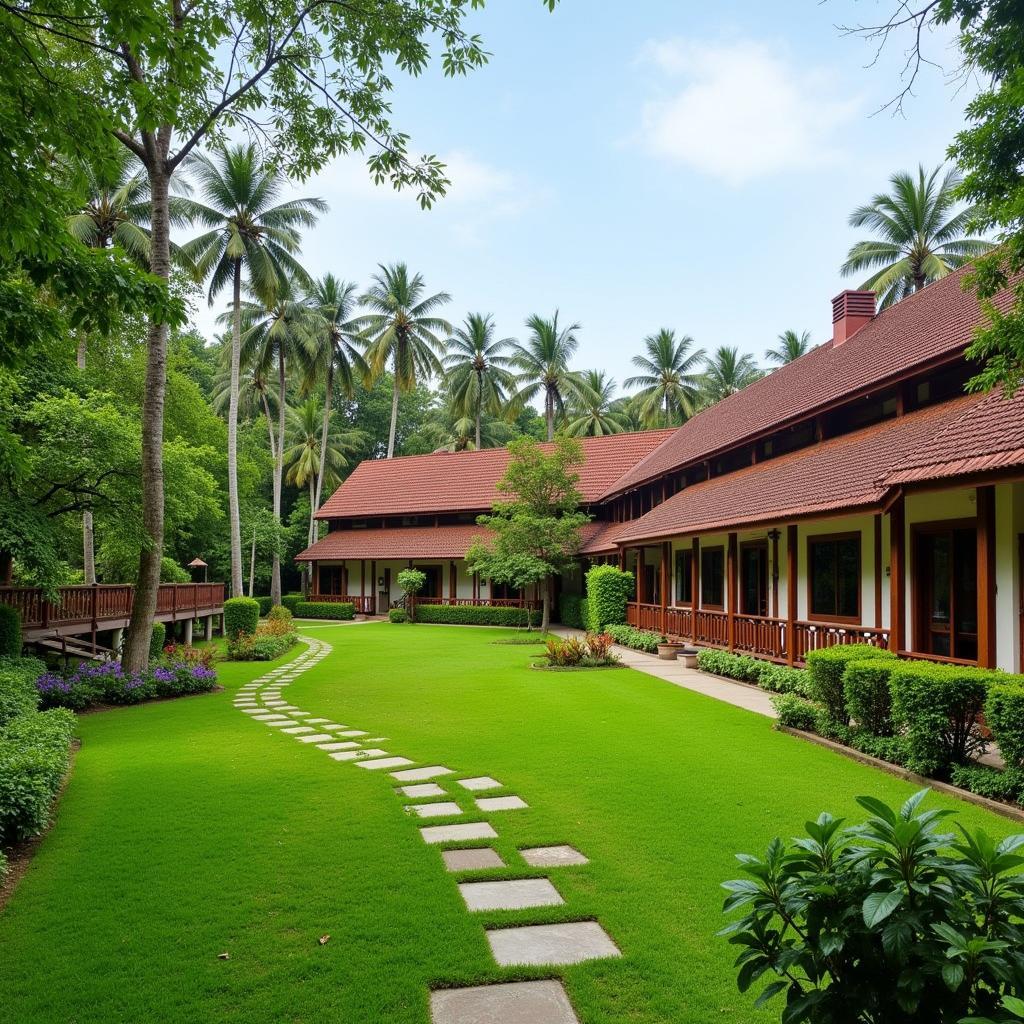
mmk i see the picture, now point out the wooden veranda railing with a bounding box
[307,594,376,615]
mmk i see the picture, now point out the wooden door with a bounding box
[740,542,769,616]
[914,525,978,661]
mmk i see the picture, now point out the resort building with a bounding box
[298,268,1024,671]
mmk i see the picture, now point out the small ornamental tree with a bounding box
[466,437,589,633]
[396,568,427,621]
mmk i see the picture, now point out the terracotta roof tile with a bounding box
[316,429,676,520]
[296,524,492,561]
[579,520,629,554]
[616,397,984,543]
[604,267,1015,498]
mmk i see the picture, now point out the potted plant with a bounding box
[656,639,677,660]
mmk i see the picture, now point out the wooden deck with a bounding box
[0,584,225,641]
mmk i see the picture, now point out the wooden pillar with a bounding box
[691,537,700,613]
[873,513,883,628]
[370,560,377,614]
[727,532,738,650]
[636,548,646,604]
[770,530,780,618]
[618,547,625,571]
[360,560,365,599]
[977,484,997,668]
[311,561,319,596]
[449,560,457,601]
[889,496,905,653]
[659,541,669,634]
[786,524,798,665]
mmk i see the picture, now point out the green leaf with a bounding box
[942,963,965,991]
[863,889,903,927]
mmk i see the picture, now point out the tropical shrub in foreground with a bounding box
[722,789,1024,1024]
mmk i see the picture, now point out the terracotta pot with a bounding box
[657,644,678,661]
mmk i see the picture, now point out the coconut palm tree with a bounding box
[179,143,326,597]
[284,397,364,581]
[357,263,451,458]
[415,398,516,452]
[510,311,583,441]
[565,370,627,437]
[624,329,705,427]
[210,336,278,457]
[841,164,994,309]
[301,275,367,516]
[443,313,516,450]
[765,329,813,367]
[699,347,763,407]
[235,275,315,604]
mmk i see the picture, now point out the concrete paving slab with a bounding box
[476,796,528,812]
[457,777,502,791]
[486,921,621,966]
[281,726,314,735]
[421,822,498,844]
[459,878,563,912]
[317,741,361,751]
[297,733,334,743]
[406,802,463,818]
[520,846,589,867]
[430,980,579,1024]
[399,783,446,798]
[357,756,414,770]
[442,848,505,872]
[392,766,454,782]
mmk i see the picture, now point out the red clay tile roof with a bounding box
[296,524,492,561]
[884,389,1024,485]
[315,429,677,520]
[579,520,630,554]
[603,266,1014,498]
[616,397,985,543]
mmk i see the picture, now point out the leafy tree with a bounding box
[396,568,427,620]
[182,144,325,598]
[443,313,516,450]
[699,347,763,406]
[510,311,583,441]
[467,437,590,632]
[358,263,451,458]
[406,397,517,453]
[336,375,435,461]
[565,370,627,436]
[841,164,993,309]
[624,328,705,426]
[4,0,551,671]
[765,329,812,367]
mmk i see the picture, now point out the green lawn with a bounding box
[0,623,1016,1023]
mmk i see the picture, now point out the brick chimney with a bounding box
[831,290,876,346]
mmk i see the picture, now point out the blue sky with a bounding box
[190,1,972,389]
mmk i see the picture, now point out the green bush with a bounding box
[0,604,22,658]
[0,707,75,842]
[280,593,303,614]
[415,604,541,628]
[805,644,896,725]
[604,623,663,653]
[889,662,994,777]
[847,731,910,765]
[759,664,812,697]
[388,608,408,623]
[267,604,293,622]
[579,597,590,632]
[0,845,7,883]
[584,564,633,631]
[149,621,166,662]
[558,593,583,629]
[0,657,43,726]
[255,596,273,616]
[843,659,899,736]
[696,649,764,683]
[294,601,355,620]
[227,631,297,661]
[771,692,819,731]
[986,681,1024,773]
[224,596,260,639]
[950,763,1024,803]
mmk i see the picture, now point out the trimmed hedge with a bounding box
[0,657,44,726]
[559,593,583,629]
[389,608,408,623]
[771,692,819,731]
[843,659,898,736]
[255,596,273,616]
[584,565,633,632]
[805,644,896,725]
[280,593,304,614]
[987,682,1024,773]
[0,707,75,842]
[224,596,260,639]
[697,649,764,684]
[149,622,166,662]
[294,601,355,620]
[415,604,541,628]
[604,623,663,653]
[0,604,21,658]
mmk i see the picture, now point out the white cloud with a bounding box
[637,38,860,185]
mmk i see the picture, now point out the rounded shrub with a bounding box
[843,659,898,736]
[805,644,896,725]
[223,597,260,640]
[389,608,408,623]
[255,596,273,616]
[149,622,166,663]
[984,680,1024,773]
[267,604,293,623]
[0,605,22,658]
[584,565,633,632]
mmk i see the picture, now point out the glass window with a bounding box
[701,547,725,608]
[808,535,860,620]
[675,549,693,604]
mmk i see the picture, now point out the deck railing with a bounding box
[311,594,376,614]
[0,583,225,633]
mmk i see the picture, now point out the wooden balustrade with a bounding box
[733,614,788,661]
[792,621,890,661]
[663,606,693,638]
[311,594,376,614]
[692,609,729,647]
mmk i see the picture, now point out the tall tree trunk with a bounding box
[248,526,257,598]
[386,352,400,458]
[227,259,244,597]
[546,390,554,441]
[541,588,550,633]
[77,337,96,586]
[122,163,170,673]
[307,476,317,592]
[314,362,333,513]
[475,373,482,450]
[271,351,286,605]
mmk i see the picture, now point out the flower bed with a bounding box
[535,633,620,669]
[604,624,664,653]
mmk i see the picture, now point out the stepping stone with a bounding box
[521,846,589,867]
[406,802,463,819]
[476,796,528,812]
[265,720,299,728]
[338,730,367,737]
[252,714,289,722]
[398,783,446,798]
[323,724,350,731]
[430,980,579,1024]
[281,726,315,735]
[421,822,498,845]
[297,733,334,743]
[392,766,454,783]
[306,718,329,724]
[365,737,388,743]
[240,707,265,714]
[486,922,621,966]
[290,711,310,718]
[329,750,369,761]
[357,756,414,771]
[442,848,505,872]
[458,776,502,791]
[264,702,287,708]
[459,878,564,912]
[317,741,361,751]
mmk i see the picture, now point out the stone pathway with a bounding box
[234,636,620,1023]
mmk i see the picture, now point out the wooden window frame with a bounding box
[806,531,862,624]
[675,548,694,607]
[700,545,725,611]
[739,539,769,617]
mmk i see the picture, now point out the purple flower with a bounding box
[190,666,216,681]
[35,673,71,694]
[153,667,175,683]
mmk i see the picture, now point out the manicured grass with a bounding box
[0,623,1017,1023]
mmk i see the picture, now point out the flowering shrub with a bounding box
[227,619,298,661]
[544,636,587,666]
[541,633,619,668]
[161,642,216,670]
[585,632,615,662]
